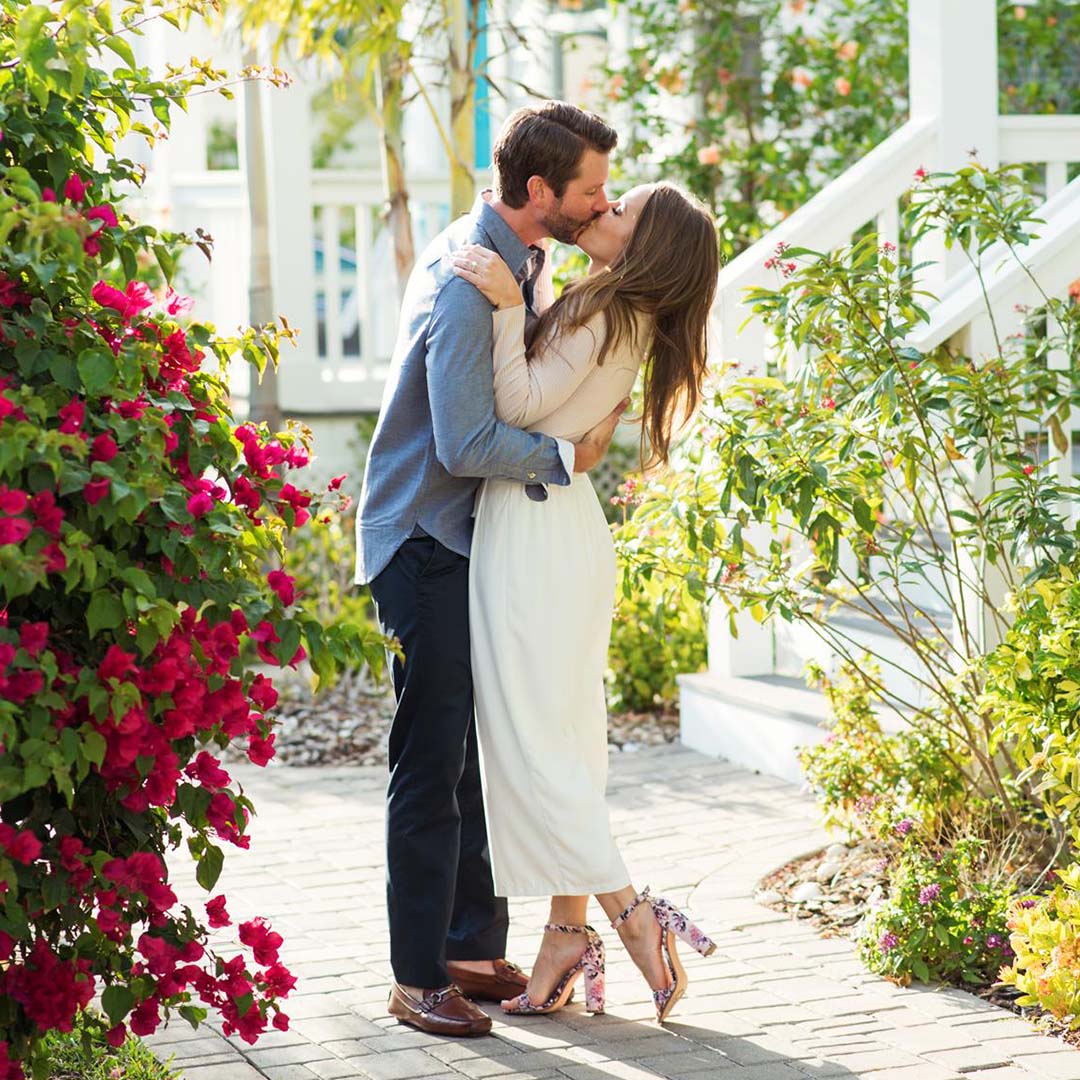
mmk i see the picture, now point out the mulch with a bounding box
[757,841,1080,1049]
[227,666,680,768]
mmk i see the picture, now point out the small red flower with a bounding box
[90,433,119,462]
[328,474,346,491]
[206,895,231,928]
[267,570,295,606]
[187,492,213,517]
[64,175,89,202]
[83,477,111,505]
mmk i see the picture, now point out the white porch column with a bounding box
[909,0,1000,296]
[263,73,319,413]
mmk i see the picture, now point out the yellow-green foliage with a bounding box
[983,567,1080,844]
[606,578,707,713]
[1001,865,1080,1027]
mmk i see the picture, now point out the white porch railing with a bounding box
[696,0,1080,712]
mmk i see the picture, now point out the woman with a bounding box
[450,182,719,1023]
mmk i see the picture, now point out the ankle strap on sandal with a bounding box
[543,922,598,935]
[610,887,652,929]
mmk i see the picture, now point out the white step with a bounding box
[678,672,831,785]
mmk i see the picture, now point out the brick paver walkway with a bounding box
[150,746,1080,1080]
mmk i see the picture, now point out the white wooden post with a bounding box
[264,74,319,413]
[909,0,999,296]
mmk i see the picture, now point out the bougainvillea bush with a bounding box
[0,2,385,1076]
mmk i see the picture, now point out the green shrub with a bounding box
[983,566,1080,850]
[799,661,968,836]
[1001,864,1080,1026]
[40,1011,174,1080]
[606,574,706,713]
[860,838,1014,985]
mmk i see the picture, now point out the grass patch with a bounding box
[40,1011,176,1080]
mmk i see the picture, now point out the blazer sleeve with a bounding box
[425,276,570,484]
[490,307,607,428]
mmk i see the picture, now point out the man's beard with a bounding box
[541,205,598,244]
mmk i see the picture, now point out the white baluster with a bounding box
[323,203,342,371]
[1047,160,1068,199]
[356,201,376,382]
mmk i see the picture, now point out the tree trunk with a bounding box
[377,51,415,300]
[243,44,283,429]
[448,0,476,216]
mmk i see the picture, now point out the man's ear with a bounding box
[525,175,549,207]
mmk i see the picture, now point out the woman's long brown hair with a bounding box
[527,182,719,466]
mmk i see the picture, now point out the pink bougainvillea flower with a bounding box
[92,280,154,321]
[82,234,101,257]
[41,187,57,202]
[105,1025,126,1049]
[285,445,310,469]
[272,1012,290,1032]
[90,433,119,462]
[0,518,31,546]
[85,204,119,229]
[266,570,295,606]
[83,477,111,505]
[163,288,194,317]
[262,961,297,997]
[29,490,63,537]
[99,645,137,682]
[187,492,214,518]
[0,275,30,307]
[0,825,42,865]
[239,917,284,966]
[64,175,89,202]
[57,398,85,435]
[328,474,346,491]
[18,622,48,658]
[0,486,28,515]
[42,542,67,573]
[247,733,276,767]
[205,895,231,928]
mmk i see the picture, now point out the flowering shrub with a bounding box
[798,661,966,836]
[617,164,1080,839]
[860,839,1013,985]
[1001,865,1080,1026]
[0,2,385,1075]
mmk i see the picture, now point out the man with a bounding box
[355,101,622,1038]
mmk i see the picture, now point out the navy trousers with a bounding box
[369,535,508,988]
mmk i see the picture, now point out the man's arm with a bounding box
[426,275,574,482]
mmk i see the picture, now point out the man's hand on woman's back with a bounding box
[573,397,630,472]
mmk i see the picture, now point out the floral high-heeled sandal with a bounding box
[611,887,716,1023]
[502,923,606,1016]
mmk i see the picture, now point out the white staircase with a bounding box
[680,0,1080,782]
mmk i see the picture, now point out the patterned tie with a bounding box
[517,245,546,341]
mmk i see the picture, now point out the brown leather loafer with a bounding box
[446,958,530,1003]
[387,982,492,1037]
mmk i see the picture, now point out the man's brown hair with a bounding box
[492,101,618,209]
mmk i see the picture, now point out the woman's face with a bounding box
[576,184,654,266]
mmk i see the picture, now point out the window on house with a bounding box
[206,119,239,171]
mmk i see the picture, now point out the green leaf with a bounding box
[154,244,178,284]
[76,349,117,394]
[101,984,135,1025]
[196,843,224,891]
[852,497,875,534]
[87,591,124,636]
[103,34,136,70]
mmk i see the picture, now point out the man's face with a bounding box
[535,149,611,243]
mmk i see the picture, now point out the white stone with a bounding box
[816,859,842,883]
[792,881,823,903]
[826,842,849,860]
[756,889,783,906]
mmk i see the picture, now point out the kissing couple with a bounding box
[355,100,719,1037]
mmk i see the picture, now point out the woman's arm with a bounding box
[489,306,606,428]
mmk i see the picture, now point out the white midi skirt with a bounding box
[470,473,631,897]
